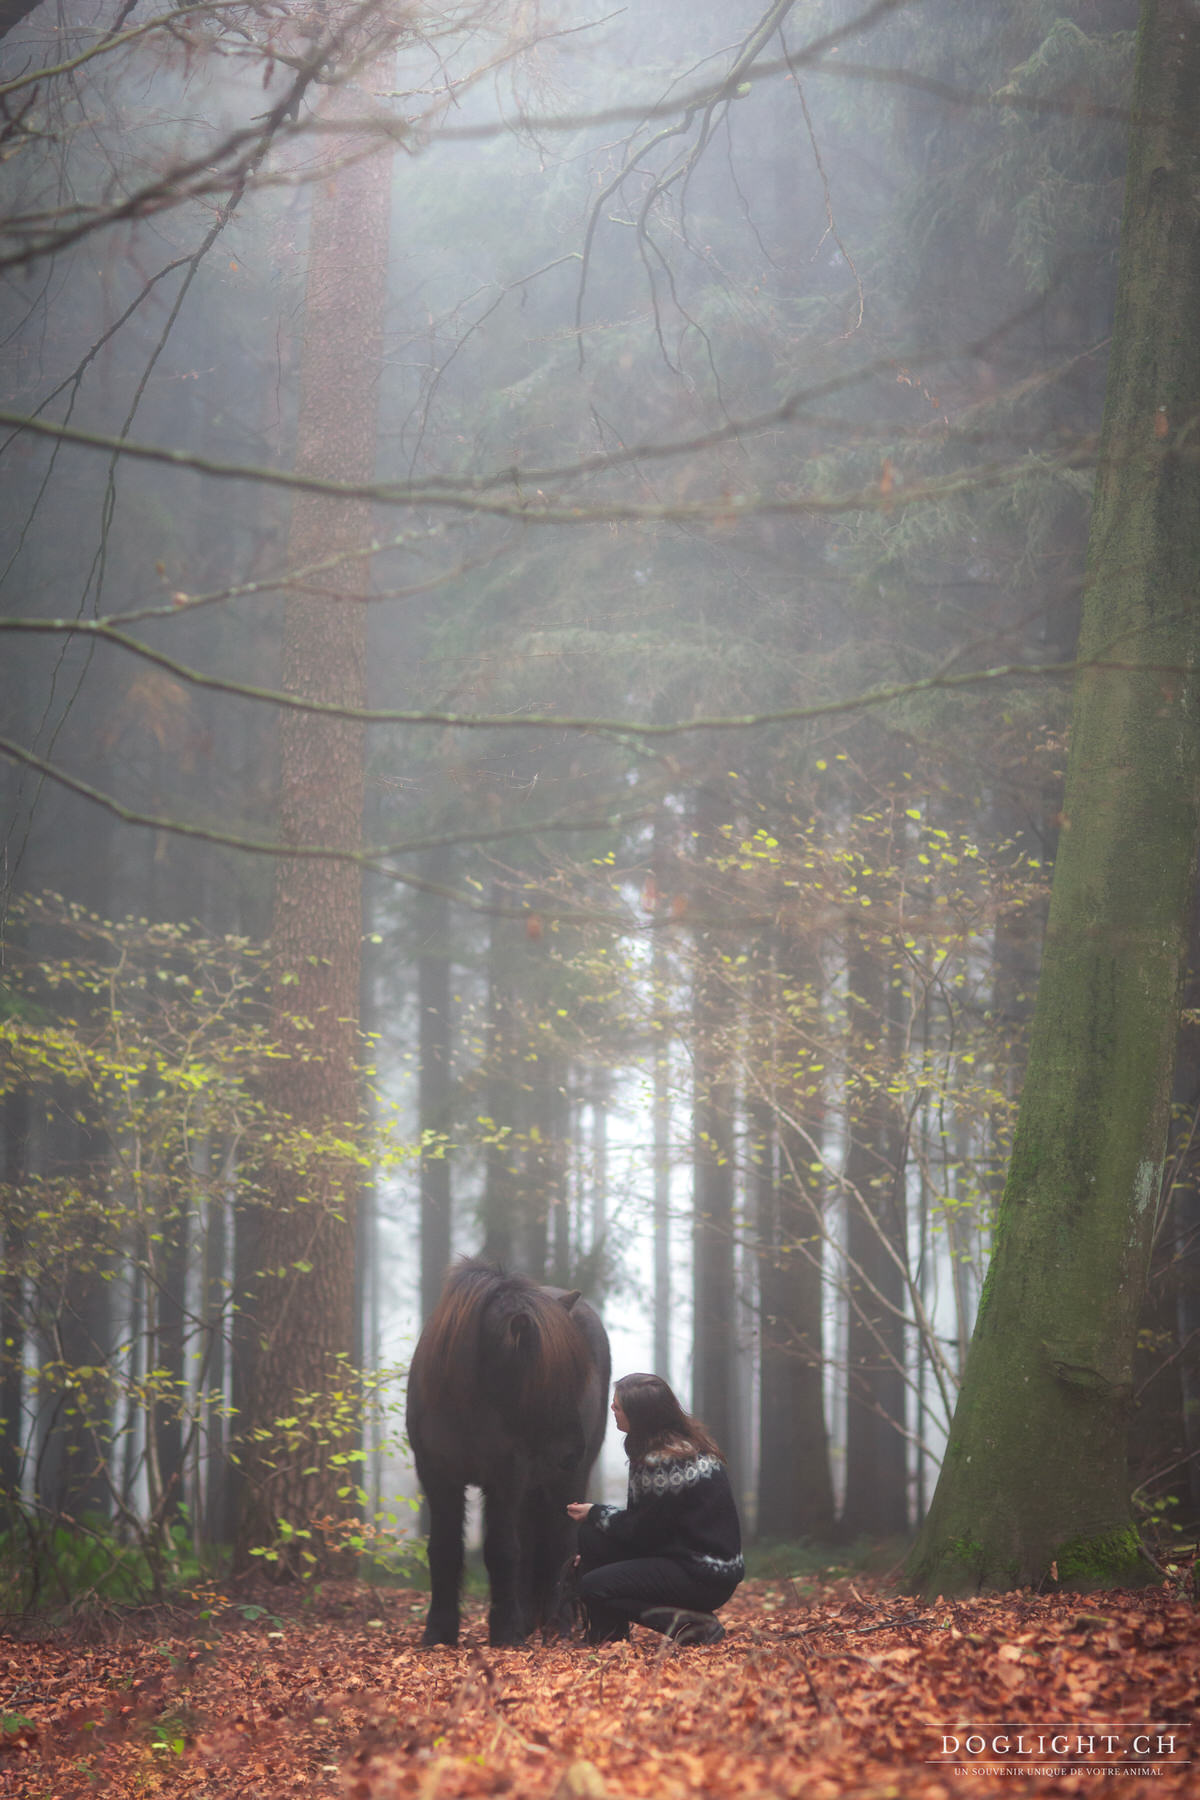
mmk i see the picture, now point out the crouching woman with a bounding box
[566,1372,743,1646]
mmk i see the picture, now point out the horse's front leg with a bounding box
[482,1484,527,1646]
[525,1490,575,1639]
[422,1477,465,1646]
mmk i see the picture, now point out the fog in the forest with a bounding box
[3,0,1195,1574]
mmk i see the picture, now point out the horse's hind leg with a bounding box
[482,1487,526,1646]
[422,1478,465,1646]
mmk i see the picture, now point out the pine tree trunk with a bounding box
[692,981,736,1456]
[549,1068,572,1287]
[907,0,1200,1595]
[1,1089,29,1513]
[203,1158,231,1546]
[37,1117,112,1522]
[151,1186,188,1529]
[756,942,835,1541]
[234,69,392,1576]
[692,794,736,1458]
[839,925,908,1539]
[645,814,675,1376]
[594,1069,609,1247]
[652,921,672,1380]
[482,899,520,1266]
[418,851,453,1320]
[528,1050,568,1284]
[776,1121,837,1538]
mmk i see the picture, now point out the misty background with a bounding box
[3,0,1194,1576]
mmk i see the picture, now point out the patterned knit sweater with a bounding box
[582,1446,744,1590]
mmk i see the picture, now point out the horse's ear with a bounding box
[558,1290,582,1313]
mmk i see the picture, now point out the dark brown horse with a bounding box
[406,1259,610,1646]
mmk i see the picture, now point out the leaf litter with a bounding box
[2,1576,1197,1798]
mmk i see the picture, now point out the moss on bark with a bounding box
[1055,1527,1144,1590]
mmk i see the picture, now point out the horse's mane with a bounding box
[419,1259,500,1390]
[419,1259,591,1413]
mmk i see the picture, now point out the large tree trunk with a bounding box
[907,0,1200,1596]
[1129,880,1200,1527]
[234,72,392,1577]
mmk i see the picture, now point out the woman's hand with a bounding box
[566,1501,593,1521]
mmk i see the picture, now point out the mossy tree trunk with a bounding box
[1130,885,1200,1524]
[907,0,1200,1597]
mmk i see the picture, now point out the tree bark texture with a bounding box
[1129,880,1200,1521]
[908,0,1200,1596]
[235,73,392,1574]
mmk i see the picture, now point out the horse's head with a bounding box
[506,1289,580,1356]
[538,1412,588,1476]
[484,1286,593,1472]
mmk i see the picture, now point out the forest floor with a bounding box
[2,1573,1197,1799]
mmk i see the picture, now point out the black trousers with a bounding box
[577,1533,736,1643]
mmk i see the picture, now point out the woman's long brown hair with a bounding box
[614,1372,725,1462]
